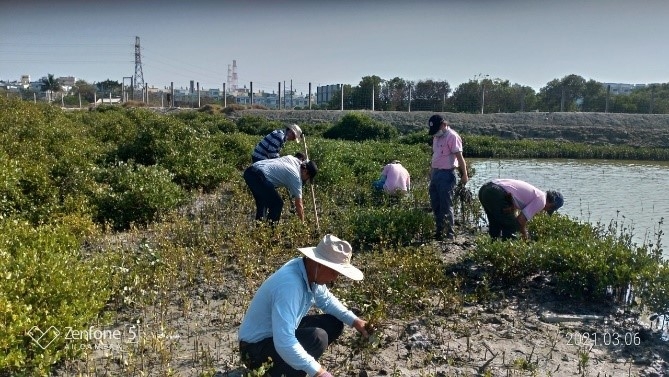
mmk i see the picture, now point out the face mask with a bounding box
[433,129,446,137]
[310,265,320,291]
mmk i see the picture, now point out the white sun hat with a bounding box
[287,124,303,142]
[298,234,363,281]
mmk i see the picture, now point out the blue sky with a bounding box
[1,0,667,95]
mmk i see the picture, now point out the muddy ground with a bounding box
[57,224,669,377]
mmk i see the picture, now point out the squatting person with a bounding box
[372,159,411,196]
[238,234,370,377]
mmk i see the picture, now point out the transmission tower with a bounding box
[134,36,145,95]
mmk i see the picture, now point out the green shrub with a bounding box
[170,110,237,134]
[92,162,187,230]
[0,219,110,376]
[472,214,668,305]
[322,112,398,141]
[222,103,246,114]
[236,115,284,136]
[339,206,433,249]
[0,98,101,224]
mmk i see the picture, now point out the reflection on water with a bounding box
[469,159,669,258]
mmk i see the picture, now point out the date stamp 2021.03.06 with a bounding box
[565,331,641,347]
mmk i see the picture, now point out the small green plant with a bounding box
[323,112,398,141]
[577,345,591,376]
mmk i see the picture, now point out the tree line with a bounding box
[318,74,669,114]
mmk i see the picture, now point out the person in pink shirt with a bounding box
[478,178,564,240]
[428,114,469,240]
[372,160,411,196]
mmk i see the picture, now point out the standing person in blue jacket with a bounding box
[428,114,469,240]
[252,124,303,163]
[238,234,370,377]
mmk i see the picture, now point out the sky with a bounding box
[1,0,668,95]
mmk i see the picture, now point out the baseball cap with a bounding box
[546,191,564,215]
[428,114,444,136]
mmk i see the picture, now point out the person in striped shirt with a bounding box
[252,124,303,163]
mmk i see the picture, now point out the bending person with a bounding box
[252,124,303,163]
[478,178,564,240]
[243,155,317,223]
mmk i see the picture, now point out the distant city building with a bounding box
[603,82,648,95]
[316,84,341,105]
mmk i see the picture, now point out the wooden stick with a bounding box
[302,135,320,232]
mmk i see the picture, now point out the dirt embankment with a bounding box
[234,110,669,148]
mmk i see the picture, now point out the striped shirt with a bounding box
[252,129,286,161]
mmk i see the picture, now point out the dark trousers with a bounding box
[239,314,344,377]
[243,166,283,222]
[429,168,457,237]
[478,182,519,240]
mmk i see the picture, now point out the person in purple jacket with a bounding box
[478,178,564,240]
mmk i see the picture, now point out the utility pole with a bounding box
[371,86,375,111]
[122,76,132,102]
[408,85,411,112]
[481,83,485,114]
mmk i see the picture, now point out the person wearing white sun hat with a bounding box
[238,234,369,377]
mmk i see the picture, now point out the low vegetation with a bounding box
[0,98,666,375]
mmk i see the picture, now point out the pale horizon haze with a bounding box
[1,0,667,95]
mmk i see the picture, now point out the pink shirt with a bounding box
[492,179,547,220]
[431,128,463,170]
[381,163,410,193]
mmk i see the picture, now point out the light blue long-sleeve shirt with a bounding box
[253,155,303,199]
[238,257,358,376]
